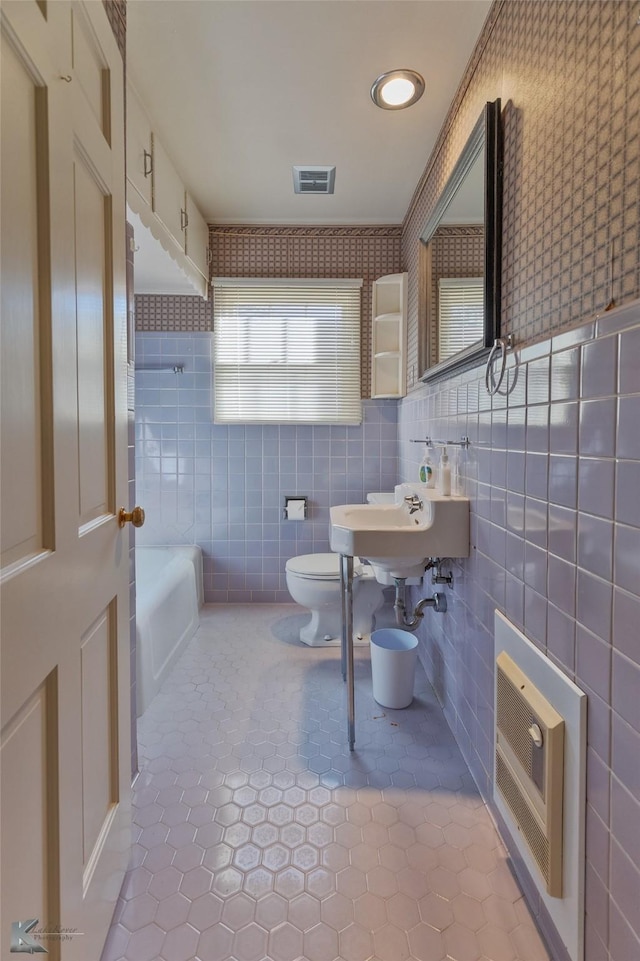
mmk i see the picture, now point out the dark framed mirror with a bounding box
[419,99,502,382]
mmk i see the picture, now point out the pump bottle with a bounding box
[451,447,462,495]
[419,446,435,488]
[438,446,451,496]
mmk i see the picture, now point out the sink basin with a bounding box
[366,491,396,505]
[330,485,470,578]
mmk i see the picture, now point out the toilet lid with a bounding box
[286,553,362,579]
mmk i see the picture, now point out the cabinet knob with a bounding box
[118,506,145,528]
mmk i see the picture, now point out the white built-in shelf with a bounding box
[371,272,407,398]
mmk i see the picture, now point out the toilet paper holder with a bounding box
[283,496,308,521]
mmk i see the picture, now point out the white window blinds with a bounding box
[438,277,484,362]
[212,278,363,425]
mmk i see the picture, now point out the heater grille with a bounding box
[496,751,549,878]
[497,668,546,793]
[495,651,565,896]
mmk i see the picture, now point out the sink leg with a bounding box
[340,554,355,751]
[340,556,347,682]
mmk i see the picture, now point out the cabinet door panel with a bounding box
[185,192,208,280]
[126,84,152,206]
[152,134,185,252]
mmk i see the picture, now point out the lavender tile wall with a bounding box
[135,331,398,603]
[398,3,640,956]
[398,300,640,961]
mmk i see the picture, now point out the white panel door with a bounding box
[0,2,130,959]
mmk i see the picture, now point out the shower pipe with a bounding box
[409,436,470,448]
[134,364,185,373]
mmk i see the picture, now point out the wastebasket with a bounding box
[370,628,418,709]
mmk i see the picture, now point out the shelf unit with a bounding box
[371,272,407,398]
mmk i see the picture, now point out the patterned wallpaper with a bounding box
[135,294,213,332]
[430,224,484,364]
[403,0,640,387]
[134,228,403,397]
[210,224,403,398]
[102,0,126,59]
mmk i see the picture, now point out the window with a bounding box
[212,278,362,424]
[438,276,484,363]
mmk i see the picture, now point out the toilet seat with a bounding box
[285,553,363,580]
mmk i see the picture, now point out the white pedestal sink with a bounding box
[330,485,470,752]
[330,485,470,579]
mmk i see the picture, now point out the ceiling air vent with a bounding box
[293,166,336,195]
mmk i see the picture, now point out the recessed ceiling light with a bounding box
[370,69,425,110]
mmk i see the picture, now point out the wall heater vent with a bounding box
[495,650,565,896]
[494,611,586,961]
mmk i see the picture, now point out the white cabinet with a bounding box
[151,133,186,253]
[151,140,209,281]
[125,81,209,294]
[371,272,407,398]
[126,84,153,207]
[185,192,209,280]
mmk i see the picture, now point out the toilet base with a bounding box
[300,581,398,647]
[300,627,371,648]
[298,600,376,647]
[286,557,386,647]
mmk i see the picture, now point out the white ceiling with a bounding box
[126,0,492,227]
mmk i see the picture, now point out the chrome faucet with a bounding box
[404,493,423,514]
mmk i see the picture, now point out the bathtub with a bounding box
[135,546,203,716]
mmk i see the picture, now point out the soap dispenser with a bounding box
[419,445,435,488]
[438,446,451,496]
[452,447,462,496]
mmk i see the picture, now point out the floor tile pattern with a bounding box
[102,605,550,961]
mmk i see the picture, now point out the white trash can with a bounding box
[370,628,418,709]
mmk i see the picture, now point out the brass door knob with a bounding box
[118,506,145,528]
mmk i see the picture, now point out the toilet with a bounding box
[285,553,385,647]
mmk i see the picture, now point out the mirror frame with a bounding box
[419,99,503,382]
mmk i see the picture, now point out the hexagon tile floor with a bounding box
[101,604,551,961]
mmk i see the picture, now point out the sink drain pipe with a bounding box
[394,575,447,629]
